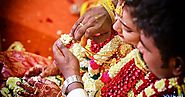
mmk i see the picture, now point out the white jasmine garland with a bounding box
[154,79,166,92]
[168,77,178,88]
[128,90,135,97]
[136,77,180,97]
[80,59,90,68]
[135,80,144,90]
[59,34,73,45]
[69,43,86,61]
[82,73,104,97]
[93,35,123,65]
[144,85,155,97]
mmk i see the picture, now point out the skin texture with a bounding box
[70,5,112,43]
[52,39,80,79]
[137,33,174,78]
[113,6,140,46]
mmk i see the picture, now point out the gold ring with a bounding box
[79,23,84,27]
[95,16,99,19]
[94,15,102,20]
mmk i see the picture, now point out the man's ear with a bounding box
[170,57,184,76]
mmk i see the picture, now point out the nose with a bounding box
[113,19,121,33]
[137,41,144,54]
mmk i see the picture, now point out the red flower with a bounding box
[100,70,111,83]
[90,59,100,70]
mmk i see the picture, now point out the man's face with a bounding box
[137,33,173,78]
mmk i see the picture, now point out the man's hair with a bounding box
[125,0,185,67]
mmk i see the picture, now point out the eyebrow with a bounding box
[139,38,151,52]
[118,18,132,30]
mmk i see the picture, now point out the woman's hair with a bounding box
[125,0,185,67]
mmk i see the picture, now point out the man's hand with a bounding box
[70,6,112,43]
[53,39,80,79]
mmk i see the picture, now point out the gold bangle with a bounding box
[100,0,116,23]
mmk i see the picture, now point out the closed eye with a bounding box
[118,18,133,33]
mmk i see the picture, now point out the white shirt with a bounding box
[67,88,88,97]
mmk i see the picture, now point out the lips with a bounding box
[117,32,124,39]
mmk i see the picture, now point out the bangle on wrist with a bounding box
[62,75,83,96]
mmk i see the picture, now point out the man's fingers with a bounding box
[85,26,101,38]
[74,17,98,40]
[85,26,111,43]
[73,19,89,41]
[55,39,72,57]
[74,24,94,40]
[53,40,64,58]
[70,16,84,37]
[92,32,111,43]
[73,24,85,41]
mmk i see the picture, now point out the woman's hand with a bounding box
[53,39,80,79]
[16,77,62,97]
[70,5,112,43]
[24,63,60,79]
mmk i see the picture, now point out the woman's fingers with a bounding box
[18,91,34,97]
[17,76,61,97]
[16,81,37,94]
[24,66,42,80]
[40,64,59,77]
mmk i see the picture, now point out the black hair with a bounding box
[125,0,185,67]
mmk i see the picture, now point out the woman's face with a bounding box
[113,6,140,46]
[137,33,173,78]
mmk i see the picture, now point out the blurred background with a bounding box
[0,0,80,58]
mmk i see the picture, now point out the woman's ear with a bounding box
[170,57,184,76]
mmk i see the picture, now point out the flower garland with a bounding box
[135,76,185,97]
[101,58,185,97]
[101,58,153,97]
[80,33,133,96]
[108,49,148,79]
[60,32,133,96]
[59,33,185,97]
